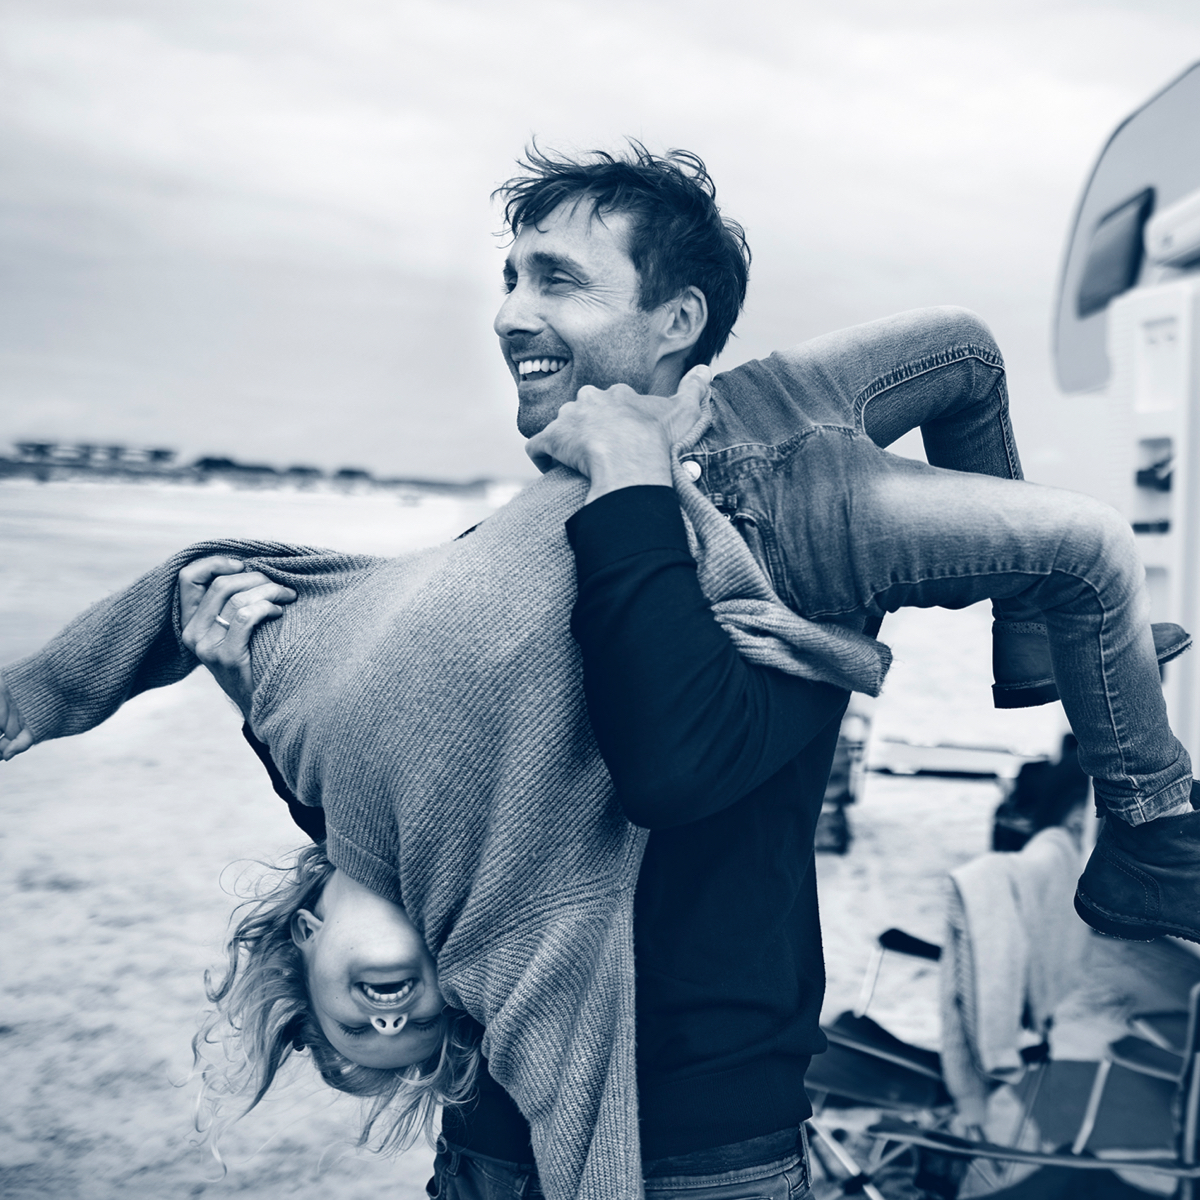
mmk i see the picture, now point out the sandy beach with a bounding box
[0,478,1094,1198]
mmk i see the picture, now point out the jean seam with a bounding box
[799,563,1087,621]
[693,421,856,468]
[856,348,1019,479]
[731,508,790,604]
[998,379,1021,479]
[1096,600,1135,799]
[855,344,1005,415]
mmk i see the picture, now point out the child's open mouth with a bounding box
[358,979,417,1006]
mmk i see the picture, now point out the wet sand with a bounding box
[0,479,1072,1198]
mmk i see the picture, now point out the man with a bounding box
[181,148,847,1199]
[173,143,1044,1200]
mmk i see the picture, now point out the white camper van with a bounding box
[1055,61,1200,762]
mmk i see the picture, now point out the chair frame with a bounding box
[866,980,1200,1198]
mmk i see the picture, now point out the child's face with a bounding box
[291,869,446,1069]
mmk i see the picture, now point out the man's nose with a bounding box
[494,282,541,339]
[370,1013,409,1036]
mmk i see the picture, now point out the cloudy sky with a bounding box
[2,0,1199,481]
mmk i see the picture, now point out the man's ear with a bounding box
[291,908,323,949]
[654,286,708,365]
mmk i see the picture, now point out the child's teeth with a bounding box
[362,980,415,1003]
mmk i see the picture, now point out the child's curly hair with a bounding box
[193,841,480,1153]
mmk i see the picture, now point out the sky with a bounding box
[2,0,1199,482]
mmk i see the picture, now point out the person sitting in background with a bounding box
[992,734,1090,852]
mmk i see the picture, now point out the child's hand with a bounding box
[0,677,32,761]
[178,557,297,720]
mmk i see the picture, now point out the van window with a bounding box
[1076,189,1155,318]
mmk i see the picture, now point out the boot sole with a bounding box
[1074,888,1200,945]
[993,680,1058,709]
[1157,630,1193,666]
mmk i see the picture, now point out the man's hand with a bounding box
[179,556,296,720]
[525,364,710,504]
[0,677,32,761]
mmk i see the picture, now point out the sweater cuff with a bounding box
[565,486,691,582]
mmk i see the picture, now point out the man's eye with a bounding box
[547,274,575,287]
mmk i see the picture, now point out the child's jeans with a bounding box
[702,307,1193,822]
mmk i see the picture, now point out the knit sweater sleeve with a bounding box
[567,485,848,829]
[1,538,340,745]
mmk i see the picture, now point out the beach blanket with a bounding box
[939,826,1088,1126]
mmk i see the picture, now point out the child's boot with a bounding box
[1074,783,1200,943]
[992,621,1192,709]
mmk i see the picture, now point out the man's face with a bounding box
[494,200,660,438]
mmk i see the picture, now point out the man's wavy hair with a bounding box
[192,842,480,1157]
[495,141,751,370]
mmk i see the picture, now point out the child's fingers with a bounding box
[191,597,284,719]
[219,583,296,624]
[207,599,288,659]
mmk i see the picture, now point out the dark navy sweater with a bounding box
[563,485,846,1158]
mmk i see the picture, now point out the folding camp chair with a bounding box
[806,928,952,1112]
[802,928,950,1197]
[809,925,1052,1108]
[803,926,1050,1198]
[1120,935,1200,1058]
[1131,1009,1193,1056]
[866,980,1200,1198]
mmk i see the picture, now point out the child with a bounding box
[518,352,1200,944]
[0,479,657,1200]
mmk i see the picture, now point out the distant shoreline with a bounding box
[0,456,522,497]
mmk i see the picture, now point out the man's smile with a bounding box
[516,357,569,381]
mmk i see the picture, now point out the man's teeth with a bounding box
[360,979,416,1005]
[517,358,567,377]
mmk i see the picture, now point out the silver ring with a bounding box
[214,614,231,629]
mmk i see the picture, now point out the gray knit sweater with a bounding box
[3,444,889,1199]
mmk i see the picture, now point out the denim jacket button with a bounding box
[681,459,702,481]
